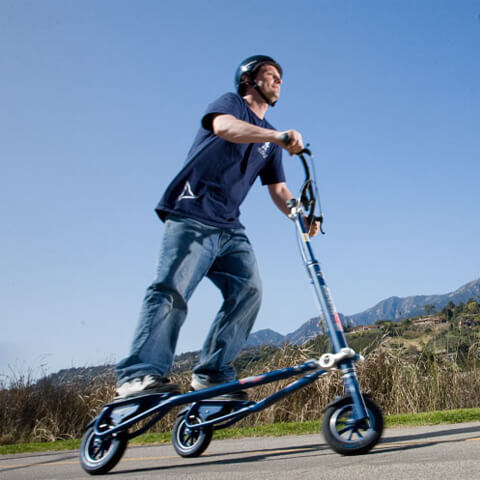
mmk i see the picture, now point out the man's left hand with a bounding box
[305,217,321,237]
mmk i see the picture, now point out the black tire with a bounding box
[322,395,383,455]
[79,425,128,475]
[172,413,213,458]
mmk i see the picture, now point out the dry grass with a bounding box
[0,369,116,444]
[2,341,480,445]
[359,346,480,414]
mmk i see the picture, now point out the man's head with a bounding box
[234,55,283,106]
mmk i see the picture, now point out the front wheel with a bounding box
[322,395,383,455]
[172,413,213,458]
[80,425,128,475]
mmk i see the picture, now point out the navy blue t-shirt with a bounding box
[155,92,285,228]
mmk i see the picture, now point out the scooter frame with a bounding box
[87,348,360,439]
[80,149,383,475]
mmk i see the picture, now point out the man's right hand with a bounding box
[278,130,304,155]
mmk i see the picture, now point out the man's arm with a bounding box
[212,114,304,155]
[267,182,295,217]
[268,182,321,237]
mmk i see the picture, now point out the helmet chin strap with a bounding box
[252,82,277,107]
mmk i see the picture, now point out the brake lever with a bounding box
[298,146,312,156]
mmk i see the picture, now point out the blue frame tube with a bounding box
[295,215,347,352]
[93,360,325,438]
[184,371,325,430]
[294,214,368,421]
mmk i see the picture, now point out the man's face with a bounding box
[254,64,282,104]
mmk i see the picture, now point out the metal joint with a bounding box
[318,348,363,370]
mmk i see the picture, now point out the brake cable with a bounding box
[297,146,325,235]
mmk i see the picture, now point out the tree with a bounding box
[467,300,480,315]
[441,301,455,322]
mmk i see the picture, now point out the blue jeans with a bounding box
[116,215,262,386]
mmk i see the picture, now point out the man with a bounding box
[115,55,319,399]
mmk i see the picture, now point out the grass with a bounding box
[2,407,480,456]
[385,407,480,427]
[3,333,480,450]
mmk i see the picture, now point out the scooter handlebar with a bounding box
[280,133,312,157]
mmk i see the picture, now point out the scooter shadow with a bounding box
[112,442,328,476]
[373,424,480,454]
[111,424,480,474]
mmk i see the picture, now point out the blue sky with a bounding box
[1,0,479,379]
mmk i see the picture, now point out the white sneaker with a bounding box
[115,375,180,399]
[191,377,218,391]
[190,377,248,401]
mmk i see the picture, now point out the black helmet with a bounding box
[234,55,283,101]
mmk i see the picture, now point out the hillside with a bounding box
[344,278,480,326]
[246,277,480,346]
[43,279,480,385]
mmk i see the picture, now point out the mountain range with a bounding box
[45,278,480,385]
[246,278,480,347]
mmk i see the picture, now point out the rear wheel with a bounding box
[80,425,128,475]
[322,395,383,455]
[172,413,213,458]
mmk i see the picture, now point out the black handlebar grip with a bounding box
[280,133,291,146]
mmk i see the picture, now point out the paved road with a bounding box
[1,422,480,479]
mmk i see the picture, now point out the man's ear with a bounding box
[238,73,251,95]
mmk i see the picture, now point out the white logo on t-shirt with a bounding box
[178,181,197,201]
[257,142,271,159]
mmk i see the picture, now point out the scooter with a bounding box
[79,148,383,475]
